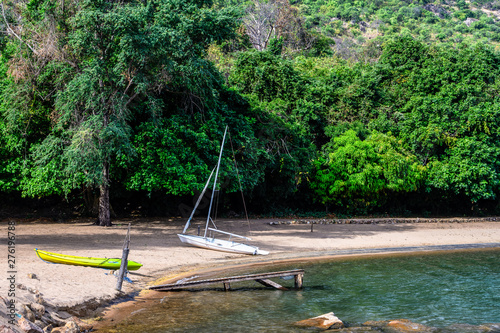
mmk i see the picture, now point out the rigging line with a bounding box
[228,132,252,235]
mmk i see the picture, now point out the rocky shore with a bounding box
[1,272,111,333]
[269,216,499,225]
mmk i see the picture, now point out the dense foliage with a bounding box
[1,0,500,219]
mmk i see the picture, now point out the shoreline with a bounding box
[1,217,499,332]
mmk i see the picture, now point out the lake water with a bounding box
[100,249,500,332]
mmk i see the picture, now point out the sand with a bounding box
[1,217,499,330]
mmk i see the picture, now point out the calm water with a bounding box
[102,249,500,332]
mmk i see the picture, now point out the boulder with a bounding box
[295,312,344,330]
[49,328,64,333]
[41,325,53,333]
[464,18,478,27]
[50,321,79,333]
[42,313,66,327]
[17,317,43,333]
[29,303,45,319]
[0,325,19,333]
[69,317,92,332]
[423,4,448,18]
[62,321,79,333]
[33,322,45,331]
[18,305,36,323]
[34,294,44,305]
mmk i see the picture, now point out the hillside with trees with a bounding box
[1,0,500,221]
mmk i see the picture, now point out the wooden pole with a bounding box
[294,273,303,289]
[116,223,131,291]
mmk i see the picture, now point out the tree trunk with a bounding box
[83,187,99,216]
[98,161,111,226]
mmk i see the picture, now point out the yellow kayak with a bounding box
[34,249,142,271]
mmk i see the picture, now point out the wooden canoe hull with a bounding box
[177,234,269,255]
[34,249,142,271]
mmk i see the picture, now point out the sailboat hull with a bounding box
[177,234,269,255]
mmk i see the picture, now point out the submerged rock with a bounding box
[387,319,433,332]
[295,312,345,330]
[363,319,434,332]
[440,323,500,332]
[485,323,500,331]
[325,327,380,332]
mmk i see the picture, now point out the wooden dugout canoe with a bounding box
[34,249,142,271]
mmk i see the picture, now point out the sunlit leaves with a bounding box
[428,138,500,203]
[312,130,424,211]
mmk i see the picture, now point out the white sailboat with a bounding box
[177,126,269,255]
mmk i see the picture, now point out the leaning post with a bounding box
[294,272,303,289]
[116,223,131,291]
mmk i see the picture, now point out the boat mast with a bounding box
[205,126,228,237]
[182,167,216,234]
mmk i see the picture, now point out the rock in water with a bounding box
[295,312,344,329]
[387,319,432,332]
[363,319,433,332]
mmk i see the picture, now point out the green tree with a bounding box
[311,130,424,213]
[16,0,238,225]
[125,104,267,199]
[230,50,304,103]
[428,137,500,204]
[0,48,17,193]
[377,38,500,208]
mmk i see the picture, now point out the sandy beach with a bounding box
[1,217,499,332]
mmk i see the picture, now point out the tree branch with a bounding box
[125,92,138,108]
[123,76,134,97]
[0,3,38,55]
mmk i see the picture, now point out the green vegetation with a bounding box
[1,0,500,220]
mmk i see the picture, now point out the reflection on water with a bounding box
[99,249,500,332]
